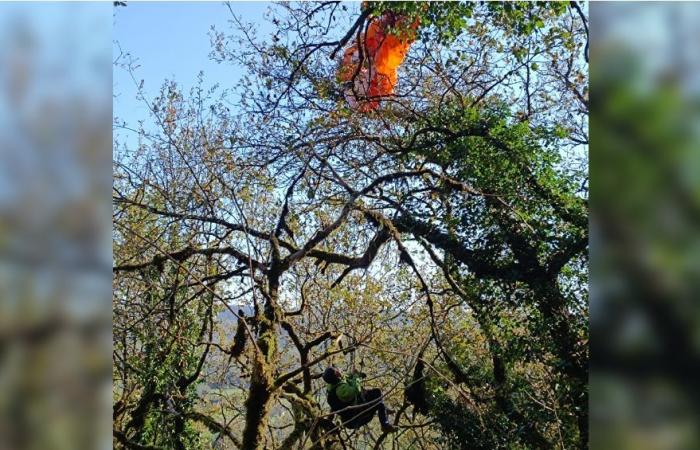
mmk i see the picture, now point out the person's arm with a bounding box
[335,374,362,403]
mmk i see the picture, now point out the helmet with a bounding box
[323,366,342,384]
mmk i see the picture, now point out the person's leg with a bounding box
[362,388,389,426]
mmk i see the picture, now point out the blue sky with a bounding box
[113,2,272,131]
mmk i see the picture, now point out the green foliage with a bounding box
[428,390,511,450]
[370,1,570,44]
[126,287,212,449]
[114,1,588,448]
[394,96,587,449]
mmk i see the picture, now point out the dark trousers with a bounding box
[339,388,389,429]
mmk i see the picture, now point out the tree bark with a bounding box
[241,267,282,449]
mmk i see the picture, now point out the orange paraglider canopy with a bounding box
[338,10,419,112]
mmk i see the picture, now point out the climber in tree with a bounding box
[323,366,397,433]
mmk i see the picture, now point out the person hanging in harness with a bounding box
[323,366,397,433]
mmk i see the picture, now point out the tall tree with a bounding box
[114,2,588,448]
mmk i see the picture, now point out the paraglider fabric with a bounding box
[338,12,418,111]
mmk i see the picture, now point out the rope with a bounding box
[349,335,357,373]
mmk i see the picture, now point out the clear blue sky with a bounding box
[113,2,272,133]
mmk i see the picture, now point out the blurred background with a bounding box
[0,1,698,449]
[0,3,112,450]
[591,2,700,450]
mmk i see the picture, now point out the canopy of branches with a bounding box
[113,2,588,449]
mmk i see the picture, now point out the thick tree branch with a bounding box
[113,244,266,273]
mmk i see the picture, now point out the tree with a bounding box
[114,2,588,448]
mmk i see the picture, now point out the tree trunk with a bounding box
[241,366,275,449]
[534,280,588,448]
[241,273,281,450]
